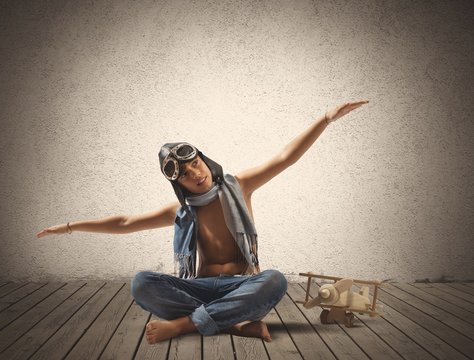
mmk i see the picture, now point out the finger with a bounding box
[348,102,365,110]
[38,229,52,237]
[352,100,369,106]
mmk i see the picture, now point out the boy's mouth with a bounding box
[197,176,207,186]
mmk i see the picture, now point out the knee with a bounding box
[261,269,288,298]
[131,271,158,301]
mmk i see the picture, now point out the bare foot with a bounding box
[145,316,197,344]
[145,320,178,344]
[225,321,272,342]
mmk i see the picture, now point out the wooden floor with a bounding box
[0,279,473,360]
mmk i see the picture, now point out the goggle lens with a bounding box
[175,144,195,158]
[163,159,178,179]
[161,143,198,181]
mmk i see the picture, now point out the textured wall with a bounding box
[0,0,473,282]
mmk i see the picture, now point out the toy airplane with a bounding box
[297,272,383,327]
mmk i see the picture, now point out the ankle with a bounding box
[175,316,197,335]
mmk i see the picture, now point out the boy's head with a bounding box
[158,142,223,205]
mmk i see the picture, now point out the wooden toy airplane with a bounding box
[297,272,383,327]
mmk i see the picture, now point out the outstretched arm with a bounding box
[36,201,180,237]
[236,100,369,196]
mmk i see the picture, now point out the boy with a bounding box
[37,100,368,343]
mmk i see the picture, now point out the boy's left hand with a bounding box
[326,100,369,123]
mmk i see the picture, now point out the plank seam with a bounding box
[229,335,238,360]
[201,334,203,360]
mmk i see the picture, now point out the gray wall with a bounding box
[1,0,473,282]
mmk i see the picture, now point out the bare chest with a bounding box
[195,197,254,262]
[194,188,257,276]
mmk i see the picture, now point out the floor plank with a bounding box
[65,283,133,359]
[0,280,472,359]
[0,282,80,353]
[232,335,268,360]
[357,307,437,360]
[387,283,474,335]
[0,282,65,331]
[411,283,474,312]
[350,284,438,360]
[274,292,336,359]
[0,282,48,312]
[287,283,369,360]
[445,283,474,297]
[425,283,474,303]
[1,281,104,360]
[0,283,28,299]
[379,284,472,359]
[168,333,202,359]
[203,333,235,360]
[262,308,302,359]
[133,314,169,360]
[29,282,123,360]
[305,281,403,360]
[99,301,150,360]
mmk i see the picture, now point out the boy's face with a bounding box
[177,155,213,194]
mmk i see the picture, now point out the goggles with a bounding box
[162,143,198,181]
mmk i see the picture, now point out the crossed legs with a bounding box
[131,269,287,343]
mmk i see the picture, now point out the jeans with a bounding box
[131,269,288,336]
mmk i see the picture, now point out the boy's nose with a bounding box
[188,168,201,179]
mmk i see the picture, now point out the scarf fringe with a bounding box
[174,253,196,279]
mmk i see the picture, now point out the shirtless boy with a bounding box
[37,100,368,344]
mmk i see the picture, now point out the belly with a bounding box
[195,198,251,277]
[196,230,248,276]
[197,261,250,277]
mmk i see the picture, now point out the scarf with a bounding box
[173,174,259,279]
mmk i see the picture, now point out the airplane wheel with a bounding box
[320,310,331,324]
[344,313,355,327]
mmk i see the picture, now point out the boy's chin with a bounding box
[189,184,213,194]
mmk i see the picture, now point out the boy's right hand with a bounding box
[36,224,68,238]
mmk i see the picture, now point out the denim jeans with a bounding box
[131,269,288,336]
